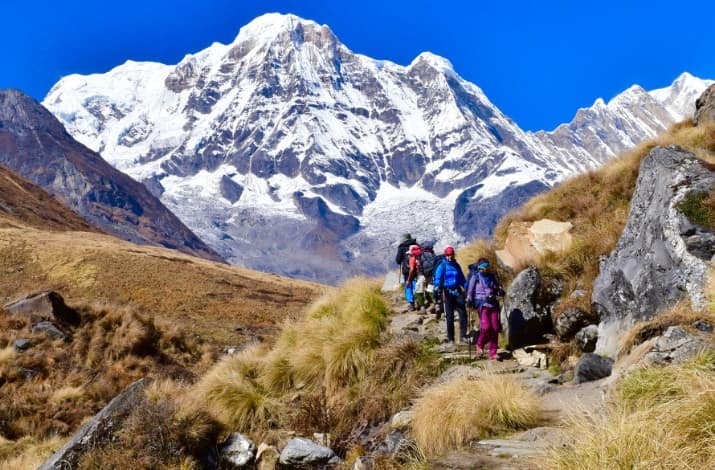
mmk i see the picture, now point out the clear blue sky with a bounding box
[2,0,713,131]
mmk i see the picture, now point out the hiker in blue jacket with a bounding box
[433,246,469,345]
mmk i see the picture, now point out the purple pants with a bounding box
[477,305,500,359]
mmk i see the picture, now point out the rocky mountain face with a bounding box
[42,13,713,283]
[0,164,97,232]
[0,90,222,262]
[593,146,715,356]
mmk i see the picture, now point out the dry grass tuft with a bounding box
[411,374,542,456]
[193,278,440,455]
[0,301,210,461]
[540,353,715,469]
[618,301,714,356]
[77,382,221,470]
[0,435,64,470]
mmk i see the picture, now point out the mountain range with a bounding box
[41,13,713,283]
[0,90,222,262]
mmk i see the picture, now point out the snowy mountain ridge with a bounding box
[43,13,713,283]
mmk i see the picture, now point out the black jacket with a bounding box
[395,238,417,265]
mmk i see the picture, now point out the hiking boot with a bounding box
[439,342,457,353]
[419,306,427,314]
[407,303,415,312]
[460,336,473,345]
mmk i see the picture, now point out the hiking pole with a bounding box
[467,304,472,361]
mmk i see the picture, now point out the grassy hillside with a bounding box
[461,121,715,317]
[0,164,98,232]
[0,225,324,347]
[0,168,326,467]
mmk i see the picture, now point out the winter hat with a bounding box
[477,258,490,270]
[402,233,413,241]
[410,245,422,255]
[443,246,455,256]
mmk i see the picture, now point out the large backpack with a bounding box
[466,263,479,289]
[401,251,411,276]
[419,251,437,277]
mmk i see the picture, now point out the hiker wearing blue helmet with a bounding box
[466,258,504,359]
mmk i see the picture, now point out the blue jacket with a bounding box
[434,259,466,290]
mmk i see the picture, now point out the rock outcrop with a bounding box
[642,325,714,366]
[496,219,573,270]
[4,291,80,326]
[593,146,715,356]
[39,378,148,470]
[501,267,560,349]
[555,307,596,341]
[694,83,715,125]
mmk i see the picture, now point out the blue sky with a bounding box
[2,0,713,131]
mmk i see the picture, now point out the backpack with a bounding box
[419,251,437,277]
[401,251,411,275]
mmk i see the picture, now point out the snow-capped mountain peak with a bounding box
[42,13,713,284]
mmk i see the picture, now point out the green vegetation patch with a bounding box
[676,189,715,229]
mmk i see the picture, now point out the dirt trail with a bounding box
[387,292,607,469]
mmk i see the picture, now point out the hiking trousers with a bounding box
[443,290,467,342]
[477,305,500,359]
[403,274,415,304]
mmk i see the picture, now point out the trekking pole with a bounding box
[467,304,472,361]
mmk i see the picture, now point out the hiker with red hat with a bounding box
[433,246,468,346]
[404,244,422,311]
[396,233,418,311]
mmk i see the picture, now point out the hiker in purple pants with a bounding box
[466,258,504,360]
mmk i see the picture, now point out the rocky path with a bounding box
[387,294,608,469]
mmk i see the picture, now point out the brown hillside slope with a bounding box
[0,226,324,347]
[0,164,97,232]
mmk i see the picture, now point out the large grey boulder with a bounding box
[279,437,341,467]
[694,83,715,126]
[4,291,80,326]
[501,267,558,349]
[573,353,614,384]
[220,433,257,468]
[593,146,715,356]
[38,378,148,470]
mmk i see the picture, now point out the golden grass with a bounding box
[0,346,15,366]
[0,303,211,447]
[411,374,542,456]
[192,278,440,455]
[0,435,64,470]
[0,225,323,348]
[540,353,715,469]
[76,381,221,470]
[618,301,715,357]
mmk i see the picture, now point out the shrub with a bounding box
[411,374,542,456]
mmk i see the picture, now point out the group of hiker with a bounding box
[395,233,505,359]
